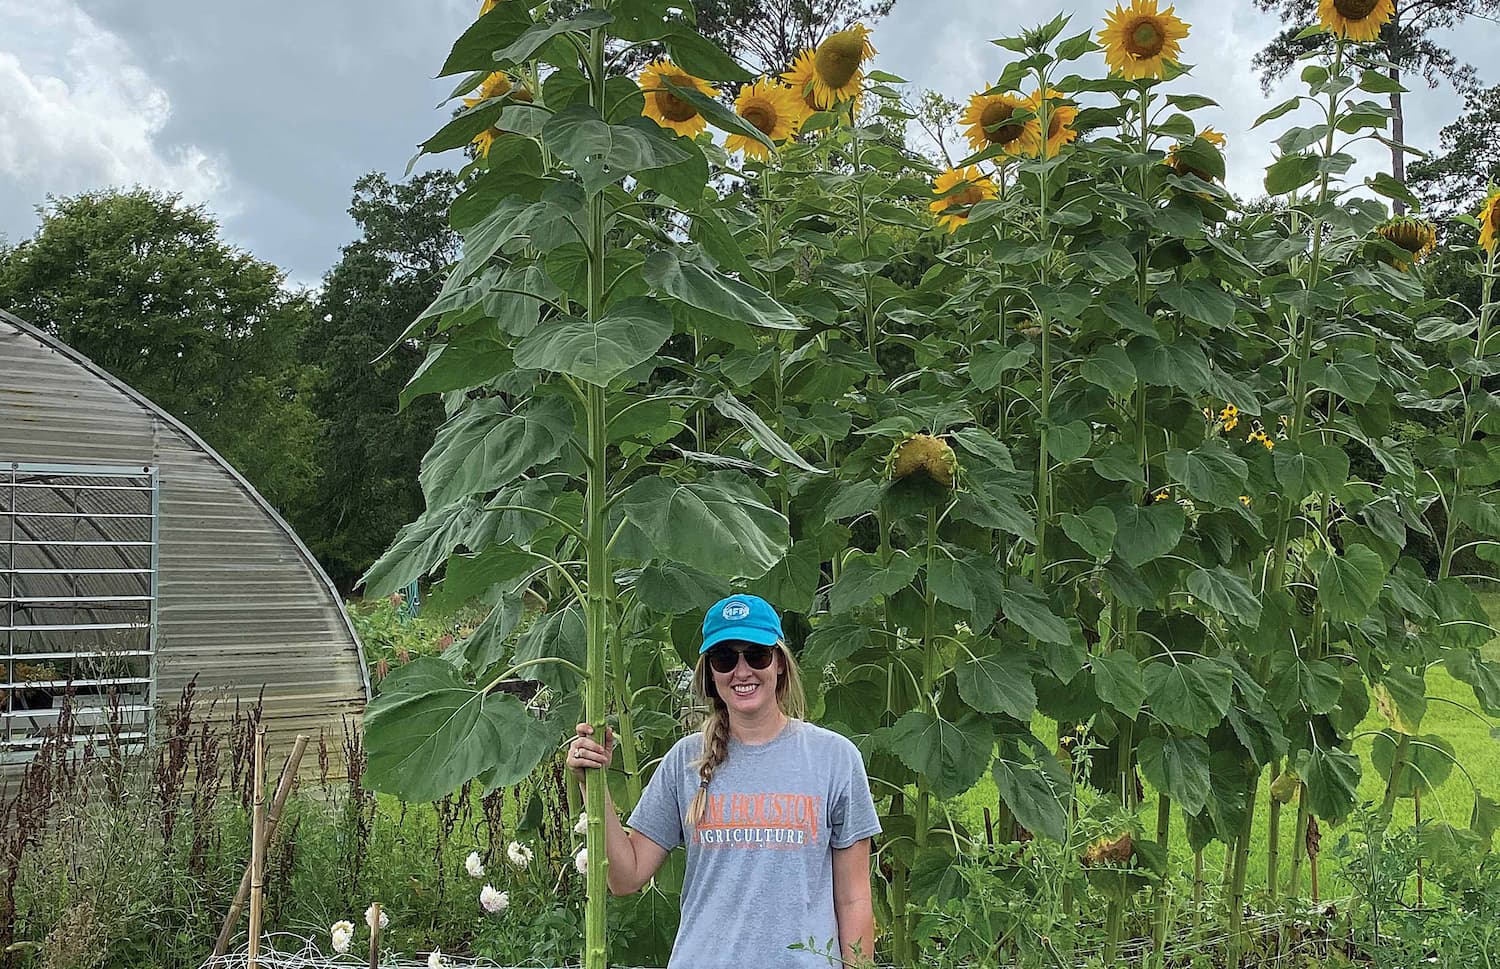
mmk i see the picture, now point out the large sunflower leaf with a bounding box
[492,11,614,67]
[992,734,1071,843]
[999,579,1073,646]
[364,658,555,802]
[713,392,824,474]
[1092,650,1147,720]
[1166,443,1249,508]
[1144,658,1234,733]
[512,604,586,692]
[1137,735,1211,816]
[633,561,731,613]
[885,710,995,799]
[1317,544,1386,623]
[619,472,789,578]
[512,297,672,386]
[1371,731,1455,797]
[643,248,800,329]
[1273,442,1350,502]
[543,105,691,194]
[1186,567,1261,626]
[1112,502,1185,567]
[955,645,1035,720]
[828,550,921,614]
[1296,744,1361,821]
[440,2,536,75]
[419,396,575,507]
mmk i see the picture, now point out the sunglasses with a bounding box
[706,643,777,675]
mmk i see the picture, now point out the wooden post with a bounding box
[213,734,310,956]
[367,902,382,969]
[1306,816,1321,906]
[248,725,266,969]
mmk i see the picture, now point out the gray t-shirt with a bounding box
[626,718,882,969]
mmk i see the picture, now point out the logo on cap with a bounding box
[722,600,751,621]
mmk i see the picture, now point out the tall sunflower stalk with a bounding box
[1095,0,1189,949]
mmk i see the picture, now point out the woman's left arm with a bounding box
[832,838,876,968]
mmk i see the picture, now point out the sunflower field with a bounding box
[360,0,1500,965]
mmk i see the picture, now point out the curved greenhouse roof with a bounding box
[0,309,368,774]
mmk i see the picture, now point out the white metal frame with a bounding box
[1,461,159,761]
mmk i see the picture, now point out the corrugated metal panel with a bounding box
[0,312,370,781]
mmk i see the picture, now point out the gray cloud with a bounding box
[1,0,1495,287]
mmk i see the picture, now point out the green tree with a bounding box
[1251,0,1498,211]
[0,188,320,515]
[300,171,459,590]
[1409,83,1500,217]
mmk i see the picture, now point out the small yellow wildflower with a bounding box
[1153,489,1172,502]
[1239,495,1252,507]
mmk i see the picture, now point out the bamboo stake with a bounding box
[367,902,382,969]
[248,725,266,969]
[213,734,310,956]
[1414,787,1424,906]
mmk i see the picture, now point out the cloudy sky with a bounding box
[1,0,1495,288]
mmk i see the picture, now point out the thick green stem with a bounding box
[1267,761,1283,904]
[890,789,909,965]
[1227,772,1261,964]
[608,633,642,811]
[1032,66,1054,592]
[1287,783,1309,898]
[582,14,610,969]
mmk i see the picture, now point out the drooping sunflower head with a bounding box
[726,78,807,161]
[1025,87,1078,158]
[463,71,513,108]
[1375,216,1437,270]
[929,167,998,233]
[1098,0,1190,81]
[808,24,875,108]
[960,89,1039,156]
[1480,191,1500,255]
[638,59,716,138]
[1318,0,1395,42]
[887,433,959,490]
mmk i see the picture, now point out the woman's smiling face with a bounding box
[709,641,784,719]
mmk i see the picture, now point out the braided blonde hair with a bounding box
[683,641,806,828]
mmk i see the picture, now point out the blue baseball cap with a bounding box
[700,594,784,654]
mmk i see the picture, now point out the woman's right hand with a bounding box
[566,722,615,786]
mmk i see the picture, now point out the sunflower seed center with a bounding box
[654,88,699,123]
[742,102,778,136]
[1128,18,1165,57]
[814,33,865,90]
[1333,0,1381,17]
[980,101,1024,145]
[952,184,985,208]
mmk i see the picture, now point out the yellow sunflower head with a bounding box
[1099,0,1191,81]
[463,71,513,109]
[1480,191,1500,255]
[1318,0,1395,42]
[960,89,1040,157]
[478,0,503,15]
[929,166,998,233]
[807,24,875,109]
[725,77,807,161]
[1375,216,1437,270]
[1025,87,1078,158]
[638,59,716,138]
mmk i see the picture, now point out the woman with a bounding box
[567,593,882,968]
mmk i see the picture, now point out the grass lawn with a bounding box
[952,593,1500,902]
